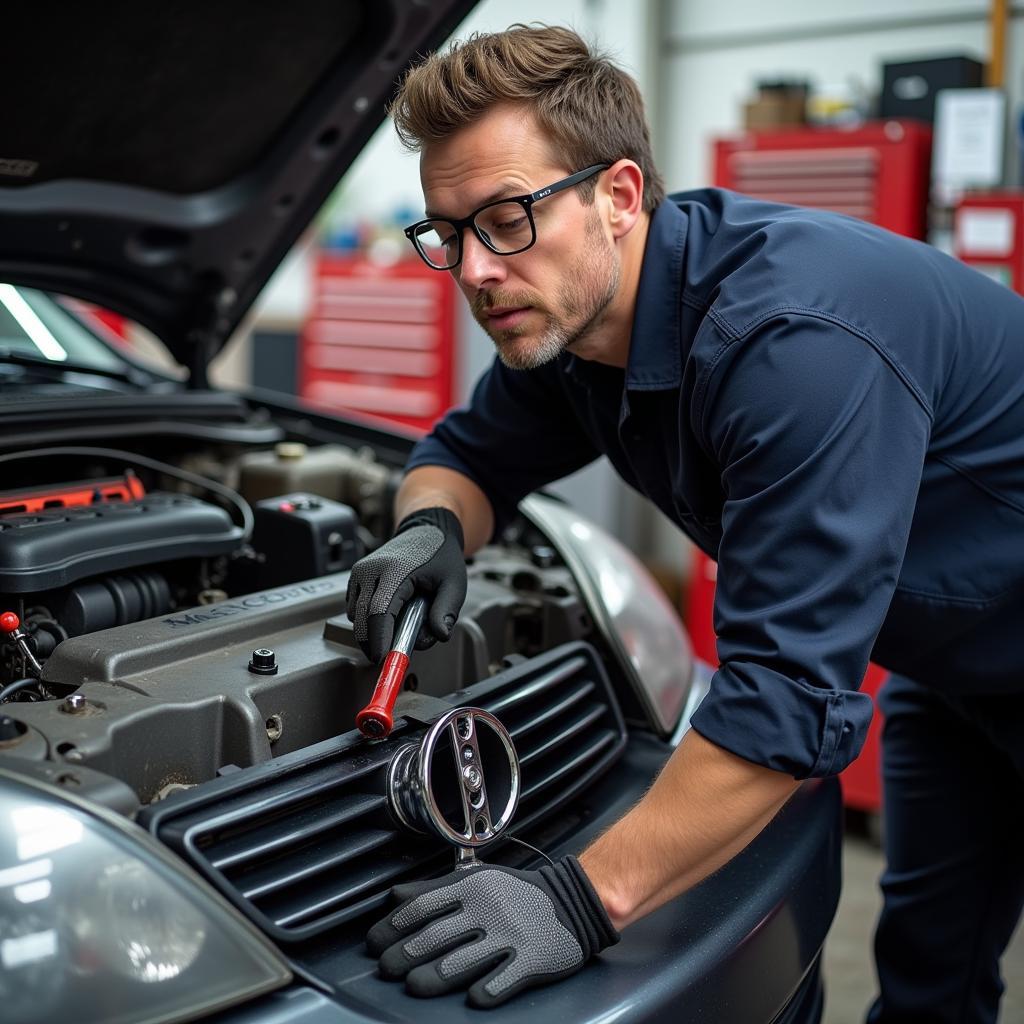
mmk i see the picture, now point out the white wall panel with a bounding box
[666,0,989,43]
[658,10,997,190]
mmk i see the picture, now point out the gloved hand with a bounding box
[346,506,467,664]
[366,856,619,1008]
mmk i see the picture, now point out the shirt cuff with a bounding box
[689,661,874,779]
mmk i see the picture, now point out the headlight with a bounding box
[0,772,290,1024]
[522,494,694,736]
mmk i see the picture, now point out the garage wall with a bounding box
[657,0,1022,191]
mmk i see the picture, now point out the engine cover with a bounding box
[0,492,243,592]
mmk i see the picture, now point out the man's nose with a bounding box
[457,230,506,291]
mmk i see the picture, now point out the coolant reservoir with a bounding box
[239,443,350,502]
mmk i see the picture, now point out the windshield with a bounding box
[0,285,132,370]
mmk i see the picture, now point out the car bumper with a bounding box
[209,734,841,1024]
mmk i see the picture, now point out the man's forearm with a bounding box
[579,729,801,930]
[395,465,495,555]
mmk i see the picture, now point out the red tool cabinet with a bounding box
[685,122,934,815]
[713,119,932,239]
[299,254,458,435]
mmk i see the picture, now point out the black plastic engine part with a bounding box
[0,492,243,592]
[0,715,23,740]
[242,493,361,589]
[54,570,172,637]
[26,617,66,659]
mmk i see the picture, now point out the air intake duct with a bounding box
[56,570,172,636]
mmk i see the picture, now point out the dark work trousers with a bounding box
[866,674,1024,1023]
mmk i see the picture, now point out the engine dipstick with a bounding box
[0,612,42,675]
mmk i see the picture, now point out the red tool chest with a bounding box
[713,119,933,239]
[954,191,1024,295]
[685,122,934,815]
[299,254,458,435]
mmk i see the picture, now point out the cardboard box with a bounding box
[742,94,806,131]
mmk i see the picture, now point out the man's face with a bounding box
[420,105,620,371]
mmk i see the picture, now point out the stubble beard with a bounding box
[473,211,621,371]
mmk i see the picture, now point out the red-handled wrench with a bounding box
[356,595,428,738]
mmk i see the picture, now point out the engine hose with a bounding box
[0,678,40,703]
[0,446,254,541]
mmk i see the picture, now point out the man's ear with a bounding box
[602,160,645,240]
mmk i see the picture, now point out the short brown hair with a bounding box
[389,24,665,213]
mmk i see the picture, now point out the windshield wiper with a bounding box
[0,348,151,385]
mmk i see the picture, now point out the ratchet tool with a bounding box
[356,595,428,738]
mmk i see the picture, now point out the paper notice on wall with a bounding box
[955,207,1015,256]
[932,88,1006,204]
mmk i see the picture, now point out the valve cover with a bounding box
[0,492,243,592]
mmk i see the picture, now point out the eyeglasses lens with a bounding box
[473,203,533,254]
[414,221,460,269]
[413,203,534,269]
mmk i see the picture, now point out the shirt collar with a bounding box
[560,197,688,391]
[624,198,688,391]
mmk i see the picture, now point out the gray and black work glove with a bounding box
[346,506,467,663]
[366,856,619,1008]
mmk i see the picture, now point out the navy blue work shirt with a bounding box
[407,190,1024,779]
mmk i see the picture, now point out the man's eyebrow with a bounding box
[424,181,528,219]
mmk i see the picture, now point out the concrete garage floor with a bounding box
[822,825,1024,1022]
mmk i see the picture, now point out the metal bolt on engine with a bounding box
[248,648,278,675]
[530,545,557,568]
[62,693,88,714]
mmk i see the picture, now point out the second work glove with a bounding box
[366,856,619,1008]
[346,506,467,663]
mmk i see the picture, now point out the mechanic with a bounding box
[346,24,1024,1020]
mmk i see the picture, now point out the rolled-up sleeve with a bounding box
[406,356,600,532]
[689,314,932,778]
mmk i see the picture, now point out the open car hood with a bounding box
[0,1,475,382]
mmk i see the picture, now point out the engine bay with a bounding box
[0,440,596,814]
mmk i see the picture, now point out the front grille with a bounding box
[142,641,626,944]
[473,651,625,830]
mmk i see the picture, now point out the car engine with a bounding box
[0,441,599,812]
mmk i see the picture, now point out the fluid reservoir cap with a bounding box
[275,442,308,461]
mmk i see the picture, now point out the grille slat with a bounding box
[270,854,426,928]
[520,729,618,803]
[517,704,608,766]
[210,793,386,871]
[482,655,588,716]
[188,762,382,837]
[500,679,598,740]
[238,827,396,900]
[145,641,627,944]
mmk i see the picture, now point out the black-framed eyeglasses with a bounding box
[404,164,611,271]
